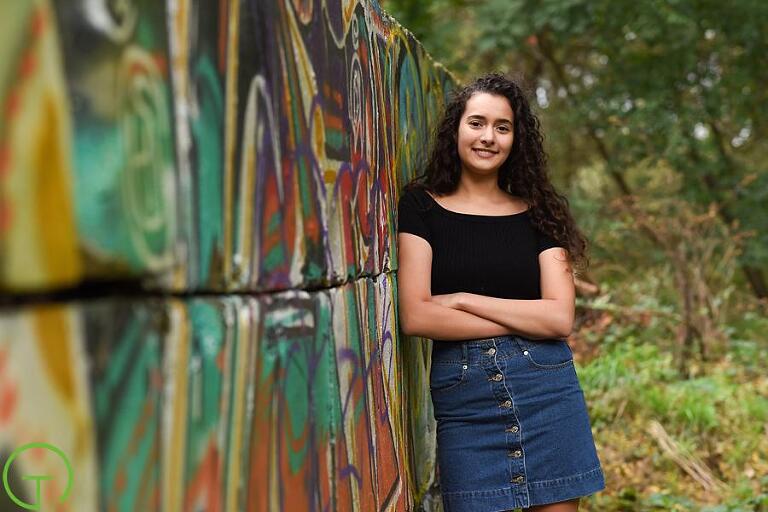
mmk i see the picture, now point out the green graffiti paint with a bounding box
[192,57,225,284]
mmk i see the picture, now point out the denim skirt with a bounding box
[430,335,604,511]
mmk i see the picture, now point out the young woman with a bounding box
[397,73,604,512]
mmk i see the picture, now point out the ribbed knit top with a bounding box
[397,187,561,300]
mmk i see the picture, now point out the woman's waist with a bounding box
[431,335,569,364]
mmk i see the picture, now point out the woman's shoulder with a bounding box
[399,184,434,211]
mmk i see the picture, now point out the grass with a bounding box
[574,312,768,511]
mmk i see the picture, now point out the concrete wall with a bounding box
[0,0,454,510]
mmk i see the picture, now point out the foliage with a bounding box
[575,318,768,510]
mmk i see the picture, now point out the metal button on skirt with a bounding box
[430,335,605,512]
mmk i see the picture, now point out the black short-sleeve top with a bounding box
[397,187,561,300]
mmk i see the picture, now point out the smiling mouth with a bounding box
[472,148,498,155]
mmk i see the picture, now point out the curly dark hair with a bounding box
[405,72,589,270]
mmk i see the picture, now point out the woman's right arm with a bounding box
[397,233,512,340]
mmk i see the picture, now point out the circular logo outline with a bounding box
[2,442,73,510]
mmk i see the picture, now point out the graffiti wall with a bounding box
[0,0,453,510]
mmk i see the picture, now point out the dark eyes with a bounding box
[468,120,511,132]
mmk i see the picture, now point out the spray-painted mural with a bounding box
[0,0,452,510]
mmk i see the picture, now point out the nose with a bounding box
[480,125,495,145]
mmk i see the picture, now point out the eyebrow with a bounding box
[466,114,513,124]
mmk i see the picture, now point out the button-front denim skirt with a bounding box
[430,335,605,511]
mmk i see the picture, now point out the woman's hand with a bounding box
[430,293,466,310]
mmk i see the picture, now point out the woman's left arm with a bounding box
[436,247,575,340]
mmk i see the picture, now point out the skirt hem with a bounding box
[441,466,605,512]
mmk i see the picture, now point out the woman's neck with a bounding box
[455,174,506,201]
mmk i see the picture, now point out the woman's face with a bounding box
[456,92,514,177]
